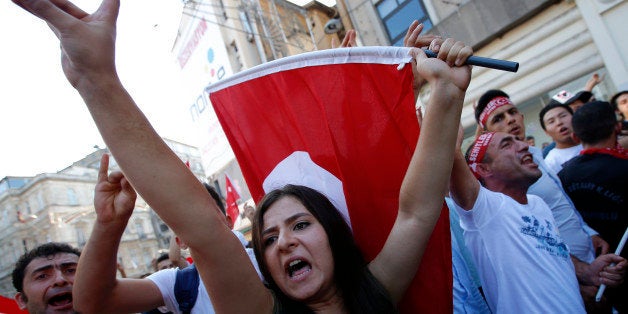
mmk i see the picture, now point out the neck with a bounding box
[486,180,530,204]
[583,136,616,150]
[555,141,578,149]
[308,294,347,314]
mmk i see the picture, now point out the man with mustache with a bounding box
[12,242,80,314]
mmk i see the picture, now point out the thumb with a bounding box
[97,0,120,23]
[408,47,427,62]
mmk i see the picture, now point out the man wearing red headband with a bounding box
[448,131,626,313]
[475,90,606,266]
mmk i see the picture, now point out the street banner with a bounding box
[207,47,452,313]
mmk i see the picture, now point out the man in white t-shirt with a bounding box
[147,230,260,314]
[475,90,606,263]
[73,155,262,314]
[540,101,582,174]
[449,132,626,313]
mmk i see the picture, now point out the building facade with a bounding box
[172,0,342,231]
[338,0,627,144]
[170,0,627,222]
[0,139,205,298]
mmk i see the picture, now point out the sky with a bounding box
[0,0,190,179]
[0,0,334,180]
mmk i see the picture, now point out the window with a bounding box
[135,219,146,239]
[67,188,78,205]
[376,0,432,46]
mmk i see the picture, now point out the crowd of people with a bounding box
[8,0,627,313]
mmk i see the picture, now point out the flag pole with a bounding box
[596,226,628,302]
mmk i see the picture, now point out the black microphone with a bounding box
[424,49,519,72]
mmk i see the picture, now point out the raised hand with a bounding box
[12,0,119,88]
[409,38,473,94]
[404,20,442,92]
[403,20,440,49]
[94,154,137,225]
[331,29,357,48]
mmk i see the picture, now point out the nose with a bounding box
[52,269,70,287]
[277,231,298,252]
[505,112,516,124]
[518,139,529,152]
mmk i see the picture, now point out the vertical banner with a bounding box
[207,47,452,313]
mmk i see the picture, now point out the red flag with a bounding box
[208,47,451,313]
[0,295,28,314]
[225,175,240,225]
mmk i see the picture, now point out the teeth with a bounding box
[289,260,301,267]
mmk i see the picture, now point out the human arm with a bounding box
[368,40,473,303]
[169,235,190,269]
[571,254,627,287]
[12,1,272,313]
[74,154,164,313]
[403,20,442,103]
[584,73,603,92]
[591,235,610,256]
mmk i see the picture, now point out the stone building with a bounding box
[0,138,205,298]
[336,0,627,144]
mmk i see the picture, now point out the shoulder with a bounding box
[146,268,179,290]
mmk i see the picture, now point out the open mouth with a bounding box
[559,127,570,136]
[287,259,312,279]
[48,292,72,308]
[521,154,535,166]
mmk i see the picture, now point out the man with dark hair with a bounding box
[539,102,581,174]
[558,101,628,311]
[12,242,81,313]
[475,89,606,265]
[450,131,626,313]
[154,252,174,272]
[525,135,535,147]
[73,154,259,314]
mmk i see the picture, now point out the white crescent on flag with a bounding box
[207,46,452,313]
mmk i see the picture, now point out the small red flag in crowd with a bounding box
[225,175,240,226]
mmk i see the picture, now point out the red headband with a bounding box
[467,132,495,178]
[479,96,513,128]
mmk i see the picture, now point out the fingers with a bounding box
[13,0,76,30]
[340,30,357,48]
[120,177,137,198]
[408,47,427,62]
[403,20,422,47]
[96,0,120,24]
[50,0,88,18]
[98,154,110,183]
[432,38,473,67]
[331,37,339,49]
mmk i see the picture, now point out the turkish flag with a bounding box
[208,47,451,313]
[0,295,28,314]
[225,175,241,225]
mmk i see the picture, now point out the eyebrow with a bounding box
[498,136,515,146]
[261,212,312,236]
[31,262,78,274]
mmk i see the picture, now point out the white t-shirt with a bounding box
[544,144,582,174]
[148,231,261,314]
[451,187,585,314]
[529,146,595,263]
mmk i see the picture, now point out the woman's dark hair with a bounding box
[251,184,396,313]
